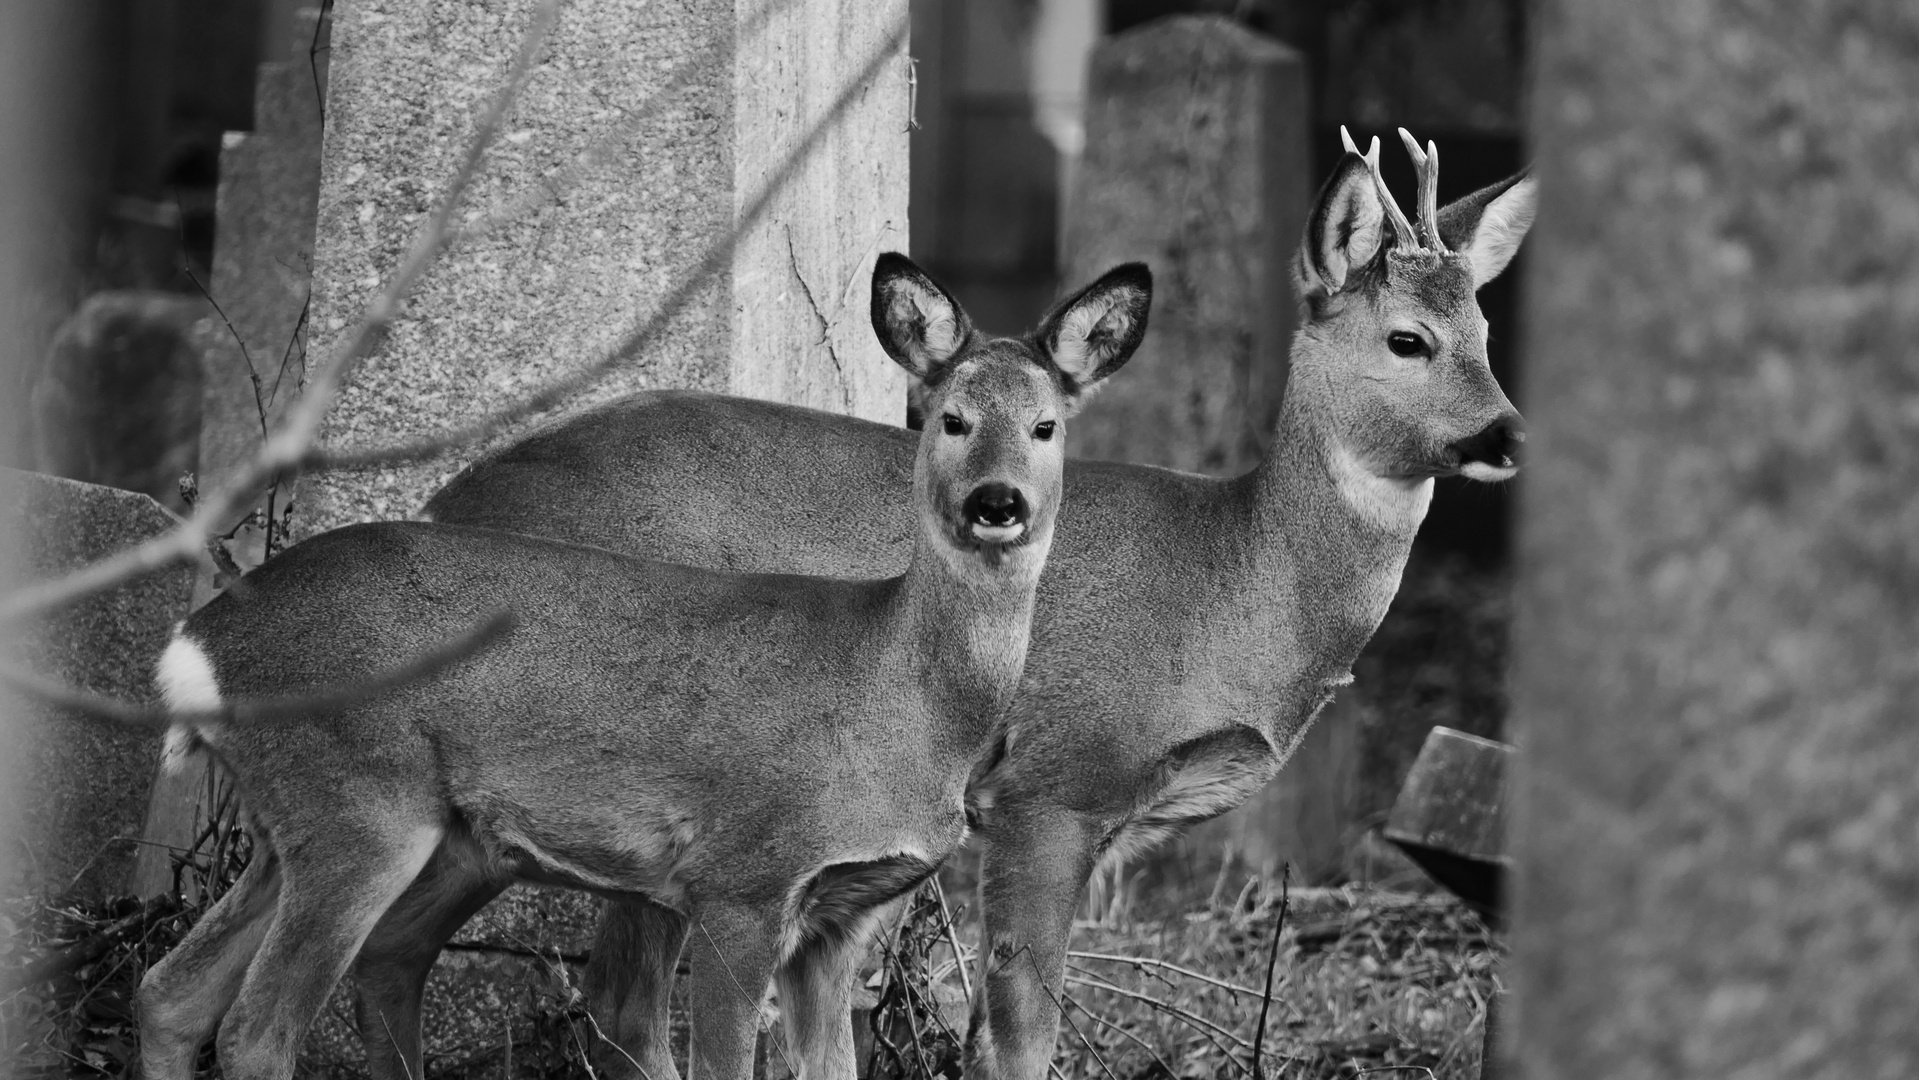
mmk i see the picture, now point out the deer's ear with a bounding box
[1038,262,1151,399]
[1297,152,1386,298]
[1438,171,1536,287]
[871,253,972,379]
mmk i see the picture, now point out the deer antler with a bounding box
[1397,128,1444,251]
[1340,125,1419,251]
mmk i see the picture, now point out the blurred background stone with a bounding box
[29,292,215,515]
[0,469,192,900]
[1510,0,1919,1076]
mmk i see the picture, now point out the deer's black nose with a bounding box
[1452,414,1525,470]
[964,484,1027,528]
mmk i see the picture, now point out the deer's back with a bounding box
[431,393,1313,817]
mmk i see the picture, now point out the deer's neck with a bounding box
[892,530,1045,754]
[1249,389,1431,673]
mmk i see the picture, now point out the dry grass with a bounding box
[1,851,1497,1080]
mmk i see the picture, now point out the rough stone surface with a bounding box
[1062,15,1308,474]
[28,292,217,514]
[0,469,192,900]
[299,0,911,531]
[284,1,911,1066]
[1509,2,1919,1077]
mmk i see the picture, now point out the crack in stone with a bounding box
[785,224,855,413]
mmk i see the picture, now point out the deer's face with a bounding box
[917,345,1067,559]
[868,252,1152,574]
[1299,250,1521,483]
[1294,129,1536,489]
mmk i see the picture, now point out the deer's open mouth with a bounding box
[970,522,1025,545]
[1457,455,1518,482]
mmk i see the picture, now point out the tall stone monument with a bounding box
[300,0,910,531]
[1510,1,1919,1075]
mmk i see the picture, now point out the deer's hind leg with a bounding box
[214,816,444,1080]
[351,836,508,1080]
[136,847,283,1080]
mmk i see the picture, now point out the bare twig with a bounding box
[930,875,973,1004]
[0,610,515,727]
[1067,951,1264,1000]
[1251,864,1291,1080]
[0,0,562,627]
[306,15,908,473]
[1063,970,1251,1056]
[1061,990,1179,1080]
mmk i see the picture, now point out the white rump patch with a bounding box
[156,632,221,774]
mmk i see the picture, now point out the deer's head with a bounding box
[1291,129,1535,499]
[871,253,1150,575]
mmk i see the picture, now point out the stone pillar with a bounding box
[1510,2,1919,1076]
[300,0,910,531]
[0,470,195,900]
[1062,15,1307,474]
[1062,16,1336,890]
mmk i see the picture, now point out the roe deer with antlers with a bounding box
[134,253,1151,1080]
[422,129,1534,1080]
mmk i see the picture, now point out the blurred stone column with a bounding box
[1063,14,1306,473]
[1063,15,1342,889]
[1510,2,1919,1076]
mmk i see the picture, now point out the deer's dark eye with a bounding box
[1387,331,1429,358]
[1034,421,1057,441]
[942,414,967,436]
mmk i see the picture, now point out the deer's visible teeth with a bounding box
[973,523,1024,544]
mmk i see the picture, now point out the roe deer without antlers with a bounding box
[135,252,1152,1080]
[423,129,1535,1080]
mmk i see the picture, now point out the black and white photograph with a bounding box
[0,1,1911,1078]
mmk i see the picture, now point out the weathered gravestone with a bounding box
[1510,1,1919,1076]
[280,0,910,1068]
[28,292,216,515]
[0,469,194,900]
[1060,16,1349,891]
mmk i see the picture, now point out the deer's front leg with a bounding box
[583,895,690,1080]
[683,902,781,1080]
[963,804,1102,1080]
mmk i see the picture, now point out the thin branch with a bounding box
[1251,865,1291,1080]
[0,610,514,727]
[306,15,908,472]
[1062,991,1179,1080]
[1063,970,1252,1056]
[1067,951,1264,1000]
[0,1,562,628]
[930,875,973,1004]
